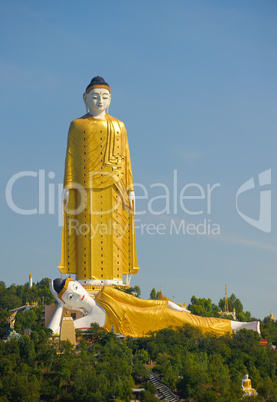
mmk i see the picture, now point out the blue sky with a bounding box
[1,0,276,319]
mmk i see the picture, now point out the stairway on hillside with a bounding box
[148,370,181,402]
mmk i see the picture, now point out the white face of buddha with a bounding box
[84,88,111,114]
[61,280,92,308]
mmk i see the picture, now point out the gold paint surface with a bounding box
[96,287,232,337]
[59,114,139,280]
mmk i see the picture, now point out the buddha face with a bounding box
[84,88,111,114]
[61,280,91,308]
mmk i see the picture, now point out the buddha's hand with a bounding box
[49,280,65,307]
[48,280,65,334]
[49,279,78,311]
[129,190,135,213]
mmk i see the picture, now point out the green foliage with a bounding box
[218,293,243,316]
[0,324,135,401]
[150,288,158,300]
[132,349,150,384]
[0,280,277,401]
[15,306,42,333]
[0,278,55,312]
[189,295,220,317]
[0,308,10,339]
[140,390,159,401]
[237,310,252,322]
[0,278,55,338]
[133,285,141,297]
[128,326,277,401]
[256,375,277,400]
[0,321,277,401]
[261,317,277,346]
[115,285,141,297]
[189,292,257,323]
[152,352,179,389]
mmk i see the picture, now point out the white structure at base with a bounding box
[231,320,260,334]
[29,273,33,289]
[79,279,123,287]
[79,274,132,288]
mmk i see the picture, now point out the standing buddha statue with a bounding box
[58,76,139,294]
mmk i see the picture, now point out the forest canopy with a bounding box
[0,280,276,401]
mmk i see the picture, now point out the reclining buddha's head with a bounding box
[53,278,91,308]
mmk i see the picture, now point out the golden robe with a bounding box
[59,113,139,285]
[96,287,232,337]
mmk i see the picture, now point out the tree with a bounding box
[115,285,141,297]
[152,352,179,389]
[0,308,10,338]
[140,390,159,401]
[218,293,244,317]
[188,295,220,317]
[177,367,211,400]
[1,373,41,401]
[257,375,277,400]
[150,288,157,300]
[261,317,277,345]
[133,285,141,297]
[1,279,277,402]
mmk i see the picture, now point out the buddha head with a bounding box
[83,76,111,115]
[53,277,91,308]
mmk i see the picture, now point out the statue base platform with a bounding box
[78,279,130,296]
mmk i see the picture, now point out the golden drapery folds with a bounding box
[58,114,139,282]
[96,287,232,337]
[63,114,134,205]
